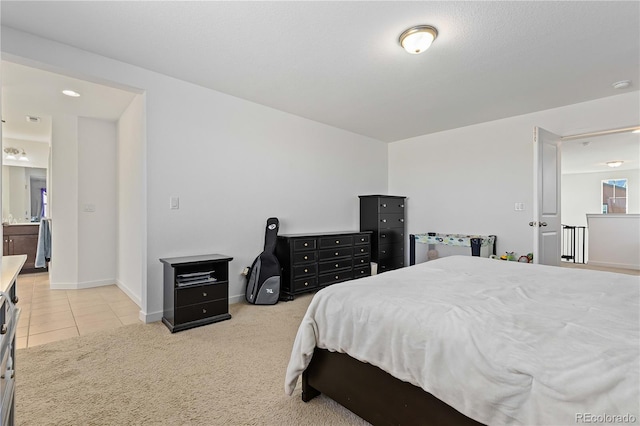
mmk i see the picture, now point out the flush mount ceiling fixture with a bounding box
[62,89,81,97]
[611,80,631,89]
[399,25,438,54]
[606,160,624,168]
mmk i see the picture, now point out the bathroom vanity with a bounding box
[2,224,43,274]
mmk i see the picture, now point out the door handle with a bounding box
[540,222,547,227]
[529,221,547,227]
[529,221,536,227]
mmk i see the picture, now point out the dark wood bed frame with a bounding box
[302,348,484,425]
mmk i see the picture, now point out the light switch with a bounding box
[170,196,180,210]
[514,202,525,211]
[83,204,95,212]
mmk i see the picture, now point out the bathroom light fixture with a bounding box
[3,147,20,160]
[606,160,623,168]
[399,25,438,54]
[62,89,81,97]
[18,149,29,161]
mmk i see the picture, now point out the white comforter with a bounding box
[285,256,640,425]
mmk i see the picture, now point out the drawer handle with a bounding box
[335,275,339,279]
[335,252,339,256]
[382,250,386,254]
[304,282,309,286]
[360,259,365,263]
[361,238,365,242]
[304,242,308,247]
[203,309,207,314]
[381,234,386,238]
[335,264,339,268]
[335,240,340,244]
[304,255,308,260]
[382,203,387,208]
[360,248,365,252]
[304,268,308,273]
[399,218,404,223]
[381,219,387,223]
[203,292,207,297]
[400,204,404,208]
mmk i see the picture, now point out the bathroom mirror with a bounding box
[2,165,47,224]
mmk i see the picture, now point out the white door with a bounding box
[532,127,561,266]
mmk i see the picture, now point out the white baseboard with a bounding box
[50,278,117,290]
[588,260,640,271]
[114,279,142,307]
[139,310,163,324]
[229,293,245,305]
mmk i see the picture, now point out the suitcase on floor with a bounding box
[245,218,281,305]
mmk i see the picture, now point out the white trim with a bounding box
[139,310,162,324]
[50,278,116,290]
[587,260,640,271]
[229,294,245,305]
[115,278,142,307]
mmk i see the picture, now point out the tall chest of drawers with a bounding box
[276,231,372,300]
[359,195,407,273]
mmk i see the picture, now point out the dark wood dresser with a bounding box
[160,254,232,333]
[359,195,407,273]
[276,231,372,300]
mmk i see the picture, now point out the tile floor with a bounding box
[15,272,141,349]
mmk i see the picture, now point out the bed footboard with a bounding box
[302,348,483,426]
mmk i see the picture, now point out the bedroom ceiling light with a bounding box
[62,89,81,97]
[399,25,438,54]
[606,161,623,168]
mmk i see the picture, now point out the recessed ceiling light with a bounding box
[62,89,81,97]
[399,25,438,54]
[606,160,623,168]
[611,80,631,89]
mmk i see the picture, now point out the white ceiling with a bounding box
[0,1,638,175]
[1,1,638,143]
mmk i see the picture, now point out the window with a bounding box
[601,179,627,214]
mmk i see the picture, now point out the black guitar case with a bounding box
[245,217,281,305]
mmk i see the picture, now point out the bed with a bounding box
[285,256,639,425]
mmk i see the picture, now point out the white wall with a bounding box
[77,117,117,287]
[117,94,146,307]
[2,27,388,321]
[562,169,640,227]
[389,92,640,259]
[49,115,79,287]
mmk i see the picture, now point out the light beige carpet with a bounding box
[16,294,369,426]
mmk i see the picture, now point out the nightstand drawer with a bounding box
[293,238,317,251]
[379,244,404,260]
[293,251,317,264]
[353,245,370,256]
[353,255,370,267]
[319,258,352,273]
[378,256,405,272]
[379,229,404,243]
[175,299,228,324]
[319,236,353,248]
[176,283,228,307]
[319,247,353,260]
[293,263,317,278]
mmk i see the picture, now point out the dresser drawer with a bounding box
[354,234,370,245]
[378,244,404,260]
[378,197,405,214]
[319,270,353,286]
[293,277,318,292]
[176,283,228,307]
[319,247,353,260]
[379,229,405,244]
[293,238,317,251]
[293,263,317,278]
[175,299,228,324]
[378,257,405,273]
[319,236,353,248]
[353,245,370,256]
[353,255,370,267]
[354,265,371,278]
[293,251,317,264]
[319,258,352,273]
[378,214,405,229]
